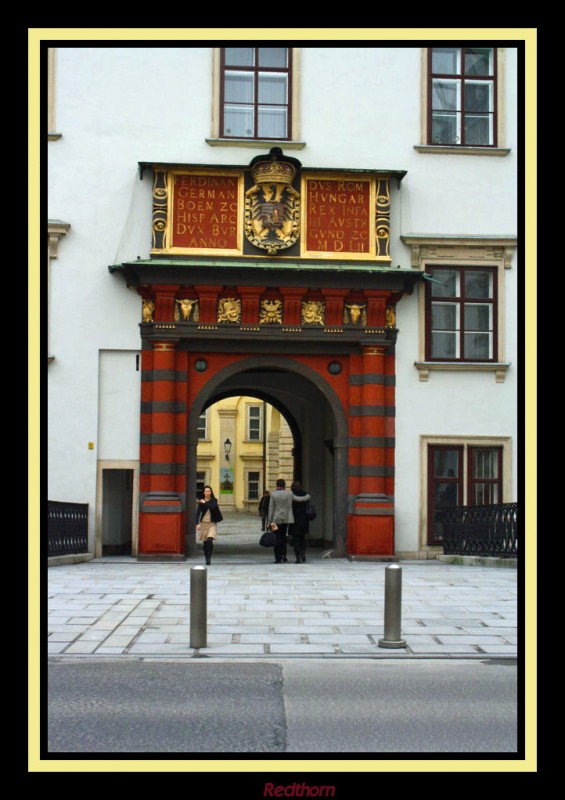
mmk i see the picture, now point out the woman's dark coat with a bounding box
[195,498,223,524]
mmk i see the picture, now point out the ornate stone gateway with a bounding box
[112,151,420,558]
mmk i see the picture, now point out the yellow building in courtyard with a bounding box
[196,397,294,512]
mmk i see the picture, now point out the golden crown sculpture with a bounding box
[250,158,297,186]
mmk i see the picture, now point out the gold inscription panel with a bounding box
[167,170,244,255]
[301,174,376,260]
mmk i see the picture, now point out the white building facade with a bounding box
[47,45,518,559]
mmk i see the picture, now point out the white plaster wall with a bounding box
[48,46,519,553]
[393,254,518,554]
[98,351,141,460]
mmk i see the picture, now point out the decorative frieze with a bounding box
[142,299,155,323]
[259,299,283,324]
[301,300,325,326]
[344,303,367,326]
[174,298,199,322]
[147,153,397,262]
[217,297,242,324]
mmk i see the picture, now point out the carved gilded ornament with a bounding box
[259,299,283,324]
[302,300,325,326]
[151,170,168,251]
[385,307,396,328]
[142,299,154,323]
[245,152,301,256]
[218,297,241,324]
[374,178,391,260]
[343,303,367,326]
[174,298,199,322]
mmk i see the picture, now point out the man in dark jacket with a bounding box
[267,479,310,564]
[290,480,310,563]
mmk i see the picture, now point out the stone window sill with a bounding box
[206,138,306,150]
[414,145,510,157]
[48,132,62,141]
[415,361,511,383]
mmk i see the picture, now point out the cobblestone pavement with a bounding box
[48,513,517,659]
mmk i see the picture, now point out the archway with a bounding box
[186,356,349,558]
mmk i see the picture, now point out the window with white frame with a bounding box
[196,470,210,498]
[400,235,516,382]
[429,47,496,147]
[246,404,263,441]
[247,470,261,500]
[425,265,497,361]
[197,410,209,440]
[220,47,292,140]
[426,440,507,546]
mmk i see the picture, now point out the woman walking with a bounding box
[195,485,223,565]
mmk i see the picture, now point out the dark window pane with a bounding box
[464,114,492,146]
[258,106,288,138]
[464,304,491,331]
[430,269,459,297]
[464,271,492,298]
[258,48,287,68]
[435,481,459,508]
[248,470,260,499]
[432,113,459,144]
[431,331,457,358]
[473,482,499,505]
[224,105,254,137]
[464,81,492,113]
[464,48,493,76]
[434,449,460,478]
[473,449,499,479]
[464,332,491,359]
[432,79,459,110]
[432,48,460,74]
[432,303,458,331]
[225,72,254,103]
[225,48,254,67]
[258,73,287,104]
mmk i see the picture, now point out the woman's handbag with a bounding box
[260,531,278,547]
[304,500,317,521]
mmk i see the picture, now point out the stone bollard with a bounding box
[190,566,207,649]
[378,564,407,649]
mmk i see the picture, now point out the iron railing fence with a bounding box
[48,501,89,556]
[442,503,518,559]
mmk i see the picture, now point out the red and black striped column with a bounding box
[138,339,185,558]
[348,345,395,555]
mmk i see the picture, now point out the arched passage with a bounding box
[186,356,349,557]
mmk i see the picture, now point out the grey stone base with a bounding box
[137,553,186,562]
[348,555,400,562]
[48,553,94,567]
[438,555,517,569]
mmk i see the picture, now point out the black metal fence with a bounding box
[442,503,518,559]
[48,501,89,556]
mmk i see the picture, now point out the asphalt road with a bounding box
[47,657,519,757]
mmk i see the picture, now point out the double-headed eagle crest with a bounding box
[245,149,301,256]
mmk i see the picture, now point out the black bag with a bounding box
[260,531,278,547]
[304,500,317,521]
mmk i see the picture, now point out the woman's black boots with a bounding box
[203,538,213,565]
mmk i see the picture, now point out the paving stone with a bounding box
[47,512,518,660]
